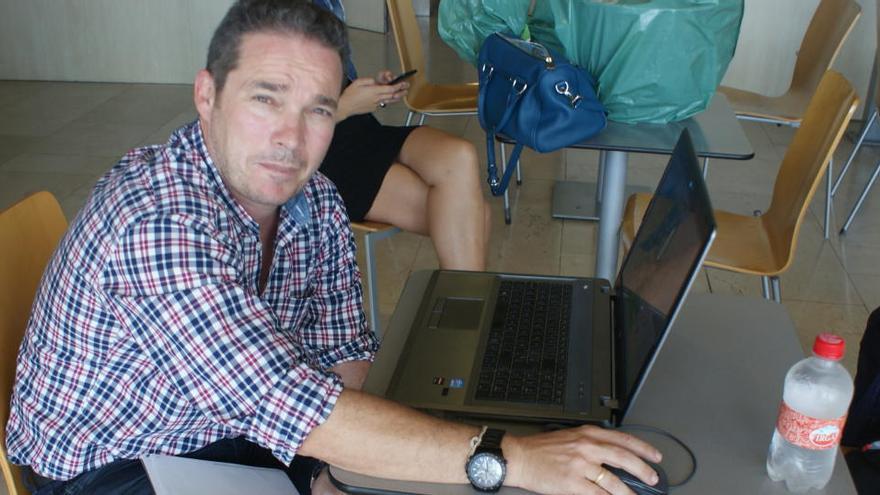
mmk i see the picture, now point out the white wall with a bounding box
[342,0,387,33]
[0,0,233,84]
[721,0,876,115]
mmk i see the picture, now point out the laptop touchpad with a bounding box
[431,297,484,330]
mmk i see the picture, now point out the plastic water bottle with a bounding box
[766,333,854,492]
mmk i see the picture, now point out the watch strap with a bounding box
[475,428,506,456]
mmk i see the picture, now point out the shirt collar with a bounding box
[283,190,311,226]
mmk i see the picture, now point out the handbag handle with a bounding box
[484,69,529,196]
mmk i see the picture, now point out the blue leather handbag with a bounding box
[478,32,606,196]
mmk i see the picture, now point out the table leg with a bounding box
[595,150,607,211]
[595,150,628,282]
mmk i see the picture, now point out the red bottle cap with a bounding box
[813,333,845,361]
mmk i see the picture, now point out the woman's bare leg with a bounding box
[364,126,490,270]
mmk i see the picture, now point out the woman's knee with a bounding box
[437,139,481,187]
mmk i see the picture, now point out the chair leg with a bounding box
[770,276,781,303]
[515,152,523,186]
[833,109,877,197]
[361,227,401,338]
[702,157,710,180]
[824,158,833,239]
[761,276,771,300]
[418,114,426,125]
[363,231,381,337]
[501,142,511,224]
[405,111,415,126]
[596,150,607,206]
[840,158,880,234]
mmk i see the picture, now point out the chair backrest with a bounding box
[385,0,429,91]
[0,192,68,495]
[765,71,858,271]
[790,0,861,94]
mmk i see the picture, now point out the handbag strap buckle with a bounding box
[555,81,583,108]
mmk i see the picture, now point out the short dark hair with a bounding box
[206,0,347,94]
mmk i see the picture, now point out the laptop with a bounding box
[380,129,716,426]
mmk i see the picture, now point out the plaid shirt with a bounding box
[5,120,378,480]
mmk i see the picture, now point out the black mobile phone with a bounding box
[387,69,417,85]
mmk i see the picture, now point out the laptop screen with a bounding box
[613,129,716,418]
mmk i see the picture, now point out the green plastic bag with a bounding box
[438,0,533,65]
[439,0,744,123]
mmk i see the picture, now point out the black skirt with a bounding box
[319,113,417,221]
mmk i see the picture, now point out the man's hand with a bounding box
[335,70,409,121]
[504,425,662,495]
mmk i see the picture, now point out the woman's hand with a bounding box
[335,70,410,121]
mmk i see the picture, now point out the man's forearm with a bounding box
[298,389,484,484]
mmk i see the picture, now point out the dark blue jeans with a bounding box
[22,437,319,495]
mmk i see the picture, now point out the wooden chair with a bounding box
[350,221,400,338]
[384,0,478,126]
[384,0,521,223]
[834,0,880,234]
[1,192,68,495]
[716,0,861,238]
[623,71,859,302]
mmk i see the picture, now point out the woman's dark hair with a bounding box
[206,0,347,94]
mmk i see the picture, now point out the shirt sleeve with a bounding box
[98,212,354,464]
[296,198,379,371]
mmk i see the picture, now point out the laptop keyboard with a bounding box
[475,280,571,405]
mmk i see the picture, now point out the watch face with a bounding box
[467,452,506,491]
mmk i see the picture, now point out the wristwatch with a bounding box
[465,427,507,492]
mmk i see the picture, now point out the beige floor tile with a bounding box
[836,240,880,276]
[25,121,157,157]
[782,300,869,375]
[138,110,201,147]
[0,134,36,166]
[0,152,116,176]
[704,154,780,196]
[0,171,98,212]
[0,82,126,137]
[706,268,765,298]
[687,270,712,294]
[487,180,562,275]
[850,273,880,310]
[516,147,564,181]
[76,84,195,127]
[559,254,594,278]
[775,220,862,305]
[560,219,598,257]
[0,80,55,107]
[762,120,798,148]
[739,121,783,162]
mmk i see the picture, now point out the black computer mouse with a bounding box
[603,462,669,495]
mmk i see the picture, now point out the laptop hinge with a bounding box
[608,289,619,405]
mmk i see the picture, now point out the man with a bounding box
[6,1,661,494]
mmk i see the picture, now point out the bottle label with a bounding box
[776,402,847,450]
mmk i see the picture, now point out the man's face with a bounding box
[195,31,342,217]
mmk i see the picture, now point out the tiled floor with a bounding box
[2,15,880,480]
